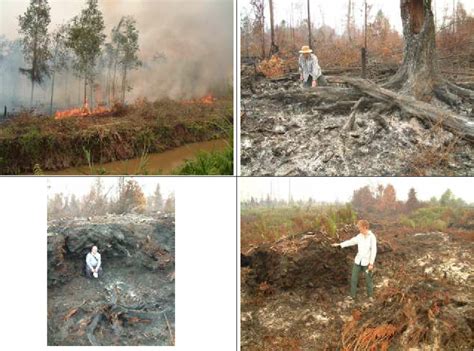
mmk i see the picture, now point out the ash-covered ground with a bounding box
[241,228,474,350]
[47,213,175,346]
[241,76,474,176]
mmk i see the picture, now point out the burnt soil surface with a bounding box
[240,73,473,176]
[241,227,474,350]
[47,214,175,346]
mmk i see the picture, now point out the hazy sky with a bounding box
[239,177,474,203]
[47,177,175,199]
[1,0,228,39]
[240,0,474,34]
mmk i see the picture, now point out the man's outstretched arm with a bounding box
[332,236,358,248]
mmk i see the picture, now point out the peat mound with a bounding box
[242,230,393,292]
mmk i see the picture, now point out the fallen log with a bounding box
[86,313,103,346]
[314,101,358,113]
[339,77,474,143]
[260,87,362,104]
[342,97,371,132]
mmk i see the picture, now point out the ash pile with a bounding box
[241,65,473,176]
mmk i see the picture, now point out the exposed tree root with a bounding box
[339,77,474,143]
[433,84,462,107]
[314,101,358,114]
[86,313,103,346]
[342,97,371,132]
[445,81,474,101]
[82,286,168,346]
[252,74,473,143]
[261,87,362,105]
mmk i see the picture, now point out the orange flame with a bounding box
[181,94,216,105]
[55,101,111,120]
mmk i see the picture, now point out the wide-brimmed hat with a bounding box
[299,45,313,54]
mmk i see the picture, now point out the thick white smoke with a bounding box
[0,0,233,111]
[100,0,233,100]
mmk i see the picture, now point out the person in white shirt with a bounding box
[85,245,102,279]
[332,220,377,301]
[298,45,328,88]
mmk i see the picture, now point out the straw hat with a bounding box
[299,45,313,54]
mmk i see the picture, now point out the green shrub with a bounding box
[432,219,448,231]
[400,216,416,229]
[319,215,337,237]
[174,145,233,175]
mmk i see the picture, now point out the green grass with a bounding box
[173,144,233,175]
[399,205,474,231]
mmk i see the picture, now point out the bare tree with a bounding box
[307,0,312,49]
[383,0,471,103]
[250,0,265,59]
[346,0,353,42]
[268,0,279,56]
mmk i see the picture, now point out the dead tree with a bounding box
[307,0,313,49]
[251,0,266,59]
[384,0,471,105]
[346,0,353,42]
[268,0,279,56]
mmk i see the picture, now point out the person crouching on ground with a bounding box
[332,220,377,302]
[298,45,328,88]
[86,245,102,279]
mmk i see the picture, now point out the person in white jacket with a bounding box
[332,220,377,301]
[298,45,328,88]
[85,245,102,279]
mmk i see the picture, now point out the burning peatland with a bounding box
[0,95,233,174]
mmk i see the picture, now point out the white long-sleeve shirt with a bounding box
[86,252,101,270]
[340,231,377,266]
[298,53,322,82]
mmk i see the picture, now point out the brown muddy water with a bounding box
[45,139,228,175]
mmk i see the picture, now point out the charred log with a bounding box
[341,77,474,143]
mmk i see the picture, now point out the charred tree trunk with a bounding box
[384,0,438,100]
[83,77,87,107]
[49,71,55,116]
[121,65,127,104]
[347,0,352,42]
[261,10,266,59]
[307,0,313,49]
[268,0,278,56]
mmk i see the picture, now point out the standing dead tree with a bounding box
[383,0,472,105]
[268,0,279,56]
[307,0,313,49]
[250,0,266,59]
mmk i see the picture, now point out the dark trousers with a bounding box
[304,74,328,87]
[351,263,374,298]
[85,265,103,278]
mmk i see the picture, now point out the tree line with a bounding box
[7,0,141,113]
[351,185,468,215]
[241,0,472,71]
[47,178,175,221]
[242,185,470,212]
